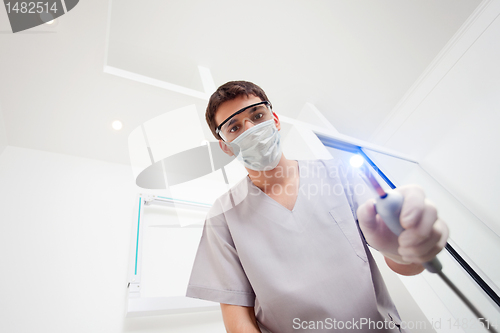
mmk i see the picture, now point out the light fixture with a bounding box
[40,12,56,25]
[112,120,123,131]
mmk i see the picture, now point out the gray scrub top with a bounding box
[186,159,406,333]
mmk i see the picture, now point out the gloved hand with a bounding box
[356,185,449,274]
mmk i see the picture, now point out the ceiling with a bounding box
[0,0,483,165]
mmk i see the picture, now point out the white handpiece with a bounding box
[375,190,442,273]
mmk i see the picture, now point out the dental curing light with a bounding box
[349,156,498,333]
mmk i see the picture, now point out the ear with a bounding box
[219,139,234,156]
[272,112,281,131]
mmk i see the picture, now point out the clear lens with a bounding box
[220,104,273,142]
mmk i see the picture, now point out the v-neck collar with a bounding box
[246,160,302,213]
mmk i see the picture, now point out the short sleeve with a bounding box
[186,212,256,307]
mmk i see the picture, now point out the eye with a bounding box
[253,113,263,120]
[229,125,239,133]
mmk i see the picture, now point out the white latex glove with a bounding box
[357,185,449,267]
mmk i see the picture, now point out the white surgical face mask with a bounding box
[227,119,282,171]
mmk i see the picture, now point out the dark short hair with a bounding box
[206,81,270,140]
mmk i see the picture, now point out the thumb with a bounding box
[356,199,378,232]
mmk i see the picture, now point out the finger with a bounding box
[435,219,449,249]
[356,199,378,232]
[395,185,425,229]
[405,237,443,264]
[399,219,449,263]
[398,230,441,260]
[398,199,438,246]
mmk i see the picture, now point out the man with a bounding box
[186,81,449,332]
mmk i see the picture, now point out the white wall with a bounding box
[371,0,500,237]
[0,101,7,156]
[0,146,225,333]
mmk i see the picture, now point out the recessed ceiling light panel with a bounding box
[112,120,123,131]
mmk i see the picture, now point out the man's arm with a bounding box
[220,304,262,333]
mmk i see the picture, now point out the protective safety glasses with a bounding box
[216,101,274,142]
